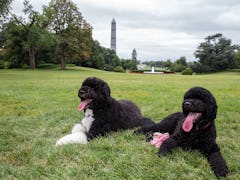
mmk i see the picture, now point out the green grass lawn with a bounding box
[0,67,239,179]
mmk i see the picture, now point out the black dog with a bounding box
[56,77,154,146]
[135,87,228,177]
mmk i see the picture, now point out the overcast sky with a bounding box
[11,0,240,62]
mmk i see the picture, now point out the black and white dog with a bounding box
[56,77,154,146]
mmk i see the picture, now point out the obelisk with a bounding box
[110,18,116,52]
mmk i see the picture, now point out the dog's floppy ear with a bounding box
[90,77,111,104]
[204,89,218,120]
[100,82,111,97]
[88,77,110,97]
[98,78,111,104]
[97,78,111,97]
[82,77,94,87]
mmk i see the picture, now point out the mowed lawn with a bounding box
[0,68,239,179]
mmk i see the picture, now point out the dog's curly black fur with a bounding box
[78,77,154,140]
[135,87,228,177]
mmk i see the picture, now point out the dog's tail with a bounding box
[140,117,155,126]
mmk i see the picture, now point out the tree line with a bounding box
[144,33,240,73]
[1,0,239,73]
[0,0,138,71]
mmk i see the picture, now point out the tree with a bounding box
[43,0,92,70]
[0,0,12,15]
[120,59,138,70]
[0,0,13,27]
[20,0,43,69]
[171,56,187,72]
[86,40,105,69]
[2,0,55,69]
[103,48,120,71]
[164,59,173,69]
[194,33,238,72]
[1,21,29,68]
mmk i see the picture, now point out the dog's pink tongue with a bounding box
[78,99,92,111]
[182,112,201,132]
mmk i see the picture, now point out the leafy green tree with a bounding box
[1,21,28,68]
[0,0,13,51]
[43,0,92,70]
[113,65,125,73]
[194,33,238,72]
[101,48,120,71]
[164,59,173,69]
[0,0,13,27]
[171,56,187,72]
[79,40,121,71]
[144,61,156,67]
[175,56,187,66]
[1,0,57,69]
[120,59,138,70]
[182,67,193,75]
[87,40,105,69]
[0,23,6,49]
[1,19,58,68]
[0,0,12,14]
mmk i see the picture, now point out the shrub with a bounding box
[37,63,58,69]
[131,70,144,73]
[182,67,193,75]
[113,66,125,73]
[22,64,29,69]
[0,60,12,69]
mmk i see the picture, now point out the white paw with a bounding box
[55,132,88,146]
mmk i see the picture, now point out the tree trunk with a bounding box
[60,45,67,70]
[29,47,36,69]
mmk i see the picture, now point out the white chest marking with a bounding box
[81,109,95,132]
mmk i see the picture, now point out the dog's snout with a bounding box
[79,90,85,94]
[184,101,191,107]
[78,89,86,98]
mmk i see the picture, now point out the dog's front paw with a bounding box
[133,128,142,135]
[208,152,229,177]
[158,148,170,157]
[134,127,151,135]
[158,138,177,157]
[146,133,153,142]
[158,141,172,157]
[214,167,228,178]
